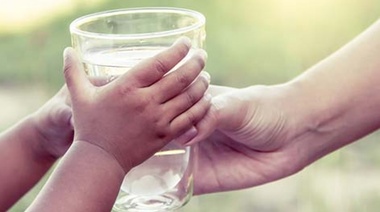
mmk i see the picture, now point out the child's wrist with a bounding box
[7,115,57,165]
[70,140,128,176]
[12,116,58,165]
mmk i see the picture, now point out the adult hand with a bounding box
[192,84,329,194]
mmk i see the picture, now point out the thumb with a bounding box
[63,47,91,99]
[211,94,245,131]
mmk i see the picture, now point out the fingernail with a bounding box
[201,71,211,83]
[197,49,208,60]
[205,93,212,101]
[174,37,192,48]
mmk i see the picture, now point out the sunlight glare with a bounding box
[0,0,105,33]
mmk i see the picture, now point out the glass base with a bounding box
[113,193,187,212]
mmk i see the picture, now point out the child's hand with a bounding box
[64,38,210,172]
[31,86,74,158]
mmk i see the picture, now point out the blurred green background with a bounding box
[2,0,380,211]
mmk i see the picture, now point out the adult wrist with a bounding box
[284,73,380,165]
[272,79,343,167]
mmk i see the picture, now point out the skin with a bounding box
[27,38,211,212]
[190,19,380,195]
[5,15,380,210]
[0,86,73,211]
[0,37,210,211]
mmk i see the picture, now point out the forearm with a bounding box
[0,116,56,210]
[27,141,126,212]
[288,19,380,162]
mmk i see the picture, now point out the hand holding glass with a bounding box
[70,7,206,212]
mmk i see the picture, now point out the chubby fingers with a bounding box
[164,71,210,121]
[174,87,229,145]
[153,49,207,103]
[160,70,210,143]
[179,99,219,145]
[169,92,213,141]
[114,37,192,88]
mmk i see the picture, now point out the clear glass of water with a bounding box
[69,7,205,212]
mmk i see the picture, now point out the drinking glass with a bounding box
[70,7,206,212]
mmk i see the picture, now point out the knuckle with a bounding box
[63,64,71,76]
[176,73,191,86]
[63,64,74,82]
[151,111,162,124]
[134,102,147,113]
[154,127,170,140]
[63,55,73,74]
[155,131,167,140]
[133,96,151,113]
[152,57,168,75]
[116,84,136,97]
[185,91,198,105]
[184,111,196,126]
[152,114,172,141]
[117,85,132,96]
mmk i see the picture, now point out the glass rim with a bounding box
[70,7,205,40]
